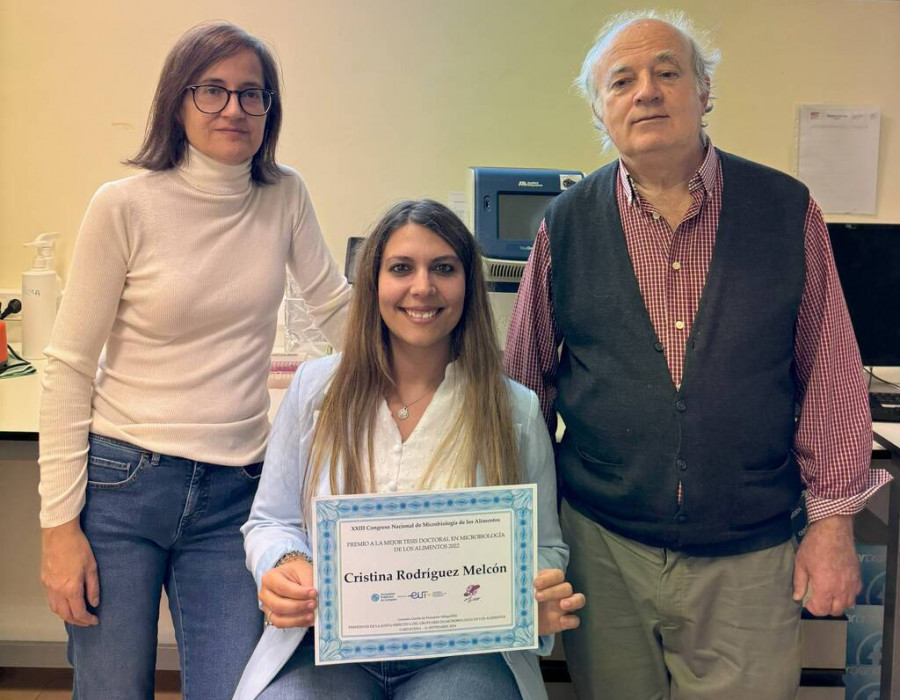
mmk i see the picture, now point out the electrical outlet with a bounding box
[0,288,23,320]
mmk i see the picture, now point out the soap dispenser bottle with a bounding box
[22,232,61,359]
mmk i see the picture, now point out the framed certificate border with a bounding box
[312,485,538,664]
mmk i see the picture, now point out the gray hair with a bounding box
[575,10,721,150]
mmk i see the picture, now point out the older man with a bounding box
[503,10,891,700]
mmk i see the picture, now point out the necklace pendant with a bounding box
[397,406,410,420]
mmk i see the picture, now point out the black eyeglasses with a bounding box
[186,85,276,116]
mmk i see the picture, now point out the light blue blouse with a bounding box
[234,354,568,700]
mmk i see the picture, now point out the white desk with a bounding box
[0,357,43,437]
[0,357,86,666]
[0,357,284,669]
[2,361,896,676]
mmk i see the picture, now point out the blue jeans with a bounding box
[258,634,522,699]
[67,433,264,699]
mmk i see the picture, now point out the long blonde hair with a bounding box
[303,200,519,520]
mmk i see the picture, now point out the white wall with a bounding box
[1,0,898,287]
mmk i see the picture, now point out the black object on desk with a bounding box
[0,298,22,321]
[871,392,900,423]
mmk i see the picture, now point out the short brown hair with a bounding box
[127,21,283,184]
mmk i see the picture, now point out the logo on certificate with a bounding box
[463,584,481,603]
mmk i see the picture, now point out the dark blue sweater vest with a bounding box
[546,150,808,556]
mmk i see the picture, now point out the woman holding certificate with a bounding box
[237,199,584,699]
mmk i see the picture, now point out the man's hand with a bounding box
[793,514,861,616]
[41,518,99,626]
[534,568,586,636]
[259,558,317,629]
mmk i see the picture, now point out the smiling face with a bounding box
[180,48,267,165]
[594,20,708,161]
[378,222,466,362]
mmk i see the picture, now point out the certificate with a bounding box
[312,484,538,664]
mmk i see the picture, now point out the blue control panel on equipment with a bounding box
[468,167,583,262]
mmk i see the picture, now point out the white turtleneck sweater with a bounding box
[38,148,351,527]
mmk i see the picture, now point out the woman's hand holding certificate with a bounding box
[259,558,317,629]
[534,568,586,635]
[260,565,586,634]
[259,560,587,636]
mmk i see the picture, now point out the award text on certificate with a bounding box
[313,485,538,664]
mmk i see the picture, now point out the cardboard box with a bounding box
[801,617,847,669]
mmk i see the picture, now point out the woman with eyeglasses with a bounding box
[38,22,350,698]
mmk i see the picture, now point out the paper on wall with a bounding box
[797,106,880,215]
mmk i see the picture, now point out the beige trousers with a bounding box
[559,499,801,700]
